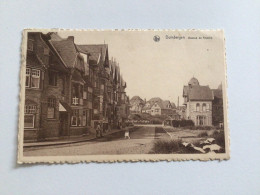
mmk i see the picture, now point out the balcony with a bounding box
[72,97,83,106]
[72,97,79,105]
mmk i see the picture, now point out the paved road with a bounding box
[24,125,169,156]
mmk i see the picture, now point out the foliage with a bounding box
[129,113,169,124]
[188,126,214,130]
[211,130,225,149]
[151,139,182,154]
[170,119,194,127]
[151,139,201,154]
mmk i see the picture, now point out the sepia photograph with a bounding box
[18,29,229,163]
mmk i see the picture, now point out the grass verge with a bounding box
[150,139,202,154]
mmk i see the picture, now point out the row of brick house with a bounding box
[24,32,130,142]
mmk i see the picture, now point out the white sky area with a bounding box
[58,30,225,105]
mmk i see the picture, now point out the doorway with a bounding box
[59,112,68,136]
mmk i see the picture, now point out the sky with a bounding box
[58,30,226,105]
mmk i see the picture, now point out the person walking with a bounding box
[123,122,130,139]
[96,122,102,138]
[124,128,130,139]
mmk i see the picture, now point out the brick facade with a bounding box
[24,32,130,142]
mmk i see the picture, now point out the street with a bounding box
[24,125,170,156]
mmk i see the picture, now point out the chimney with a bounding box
[177,96,179,108]
[68,36,74,41]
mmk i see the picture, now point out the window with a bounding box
[83,91,87,99]
[61,77,65,94]
[24,105,37,128]
[196,103,200,112]
[72,83,84,105]
[49,71,57,86]
[197,116,206,126]
[25,105,37,113]
[25,68,30,87]
[71,110,79,126]
[24,115,35,128]
[44,48,49,55]
[31,69,40,88]
[87,110,91,126]
[25,68,41,88]
[206,104,210,111]
[47,98,55,118]
[88,91,93,101]
[27,40,33,51]
[202,103,206,111]
[71,109,87,127]
[82,110,87,126]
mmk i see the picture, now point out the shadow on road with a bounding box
[154,127,170,139]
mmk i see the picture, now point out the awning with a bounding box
[59,101,72,113]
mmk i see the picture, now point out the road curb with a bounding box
[24,130,124,148]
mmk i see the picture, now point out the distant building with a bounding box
[130,96,144,113]
[183,77,214,126]
[141,97,162,114]
[176,106,186,119]
[211,84,223,127]
[150,100,174,116]
[140,98,179,118]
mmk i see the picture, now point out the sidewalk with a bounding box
[24,128,124,148]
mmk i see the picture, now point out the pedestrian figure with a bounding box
[96,122,102,138]
[124,128,130,139]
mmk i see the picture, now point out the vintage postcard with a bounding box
[18,29,229,163]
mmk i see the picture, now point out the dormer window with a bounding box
[27,40,34,51]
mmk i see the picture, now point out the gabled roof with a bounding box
[48,32,63,41]
[142,106,151,110]
[50,39,77,69]
[26,52,45,68]
[77,44,108,65]
[183,86,189,96]
[154,100,172,109]
[170,102,176,109]
[130,96,143,101]
[188,85,214,101]
[130,96,144,105]
[148,97,163,103]
[212,89,222,99]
